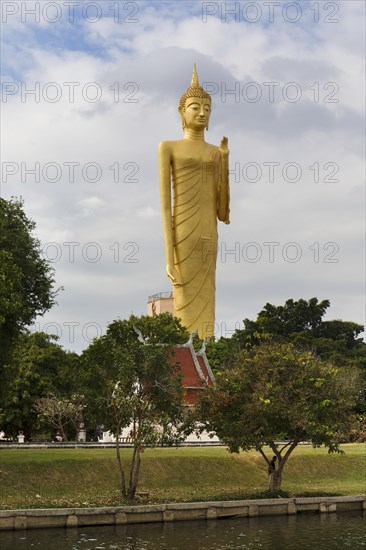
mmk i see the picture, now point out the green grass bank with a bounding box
[1,444,365,509]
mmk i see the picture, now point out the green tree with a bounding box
[199,342,358,492]
[206,298,366,418]
[0,197,57,363]
[1,332,79,439]
[234,299,364,359]
[81,313,190,500]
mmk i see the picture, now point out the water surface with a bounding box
[1,511,365,549]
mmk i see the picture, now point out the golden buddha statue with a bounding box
[159,65,230,339]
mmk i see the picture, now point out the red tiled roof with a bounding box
[170,343,215,405]
[197,355,213,386]
[173,347,205,388]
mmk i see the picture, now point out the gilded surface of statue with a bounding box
[159,66,230,338]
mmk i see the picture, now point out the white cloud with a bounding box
[1,1,364,351]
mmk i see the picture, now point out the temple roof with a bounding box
[173,337,215,405]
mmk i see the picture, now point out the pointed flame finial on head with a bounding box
[179,64,212,112]
[191,63,199,87]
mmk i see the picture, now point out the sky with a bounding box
[1,0,365,353]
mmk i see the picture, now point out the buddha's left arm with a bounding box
[217,137,230,224]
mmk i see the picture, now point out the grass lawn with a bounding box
[0,444,365,509]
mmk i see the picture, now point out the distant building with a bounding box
[147,291,174,317]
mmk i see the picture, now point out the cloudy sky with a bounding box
[1,0,365,352]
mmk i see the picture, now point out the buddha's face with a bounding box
[181,96,211,130]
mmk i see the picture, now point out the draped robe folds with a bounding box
[171,143,221,339]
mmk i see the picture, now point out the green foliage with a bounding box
[206,298,366,414]
[80,313,188,427]
[255,297,330,335]
[81,313,191,498]
[199,342,359,491]
[205,336,240,372]
[237,298,364,355]
[0,197,57,363]
[127,312,189,345]
[0,332,79,438]
[0,198,60,423]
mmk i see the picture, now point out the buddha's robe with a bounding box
[171,143,221,338]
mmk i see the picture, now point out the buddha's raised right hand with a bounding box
[219,136,229,156]
[166,264,182,286]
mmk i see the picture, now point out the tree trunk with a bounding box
[266,438,300,493]
[269,469,282,492]
[128,444,141,500]
[115,426,127,498]
[56,414,68,441]
[60,426,68,441]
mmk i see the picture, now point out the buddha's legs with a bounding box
[174,236,217,338]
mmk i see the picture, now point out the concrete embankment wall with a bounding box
[1,496,365,531]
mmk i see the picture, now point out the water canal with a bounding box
[1,510,365,549]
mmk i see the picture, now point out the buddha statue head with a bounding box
[179,64,212,131]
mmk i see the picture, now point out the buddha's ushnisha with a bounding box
[159,65,230,339]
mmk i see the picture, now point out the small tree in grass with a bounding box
[198,341,358,492]
[81,314,191,500]
[34,394,86,441]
